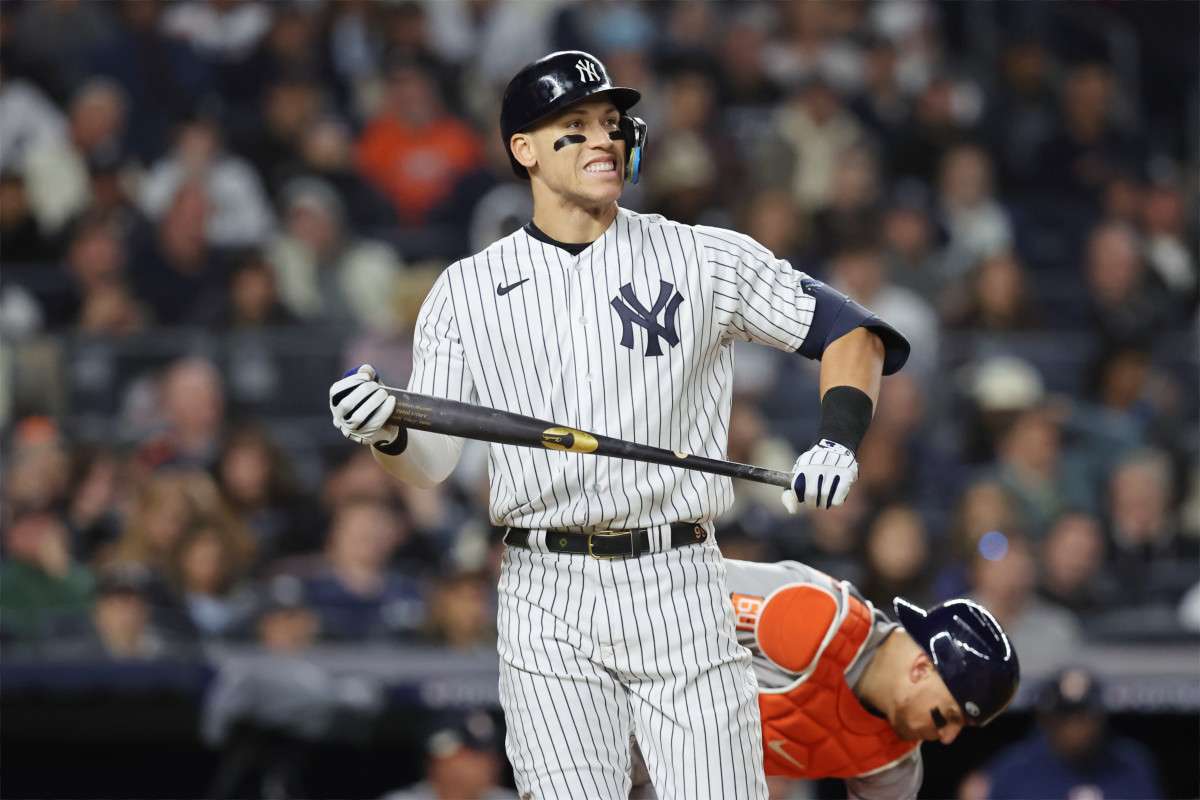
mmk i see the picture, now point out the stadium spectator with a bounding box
[891,76,974,186]
[934,144,1015,281]
[1103,448,1200,609]
[166,515,258,640]
[279,115,399,233]
[159,0,273,66]
[810,145,884,260]
[294,497,426,642]
[0,511,94,647]
[857,505,936,612]
[0,65,68,175]
[959,355,1047,465]
[35,216,142,334]
[354,55,484,227]
[941,251,1040,334]
[0,171,54,264]
[254,574,319,653]
[267,176,406,332]
[1033,61,1144,209]
[41,561,192,661]
[961,667,1163,800]
[63,444,126,564]
[189,250,298,330]
[990,405,1096,538]
[853,370,962,532]
[965,531,1083,674]
[983,39,1058,193]
[133,358,227,473]
[6,0,113,104]
[381,708,516,800]
[849,34,912,152]
[212,425,323,563]
[127,183,228,325]
[1037,512,1112,618]
[775,75,867,212]
[21,77,127,237]
[139,117,276,249]
[879,178,941,297]
[1084,221,1180,350]
[85,0,213,164]
[1139,180,1197,299]
[827,239,940,381]
[231,74,323,194]
[421,569,496,652]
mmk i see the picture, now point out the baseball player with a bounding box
[630,559,1020,800]
[328,51,910,800]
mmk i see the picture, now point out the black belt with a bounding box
[503,523,708,559]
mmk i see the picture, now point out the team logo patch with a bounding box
[610,280,684,357]
[575,58,601,83]
[965,701,980,718]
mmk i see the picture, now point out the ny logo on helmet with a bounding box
[611,280,684,357]
[575,59,601,83]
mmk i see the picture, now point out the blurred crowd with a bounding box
[0,0,1197,684]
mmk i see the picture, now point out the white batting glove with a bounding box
[329,364,399,446]
[781,439,859,513]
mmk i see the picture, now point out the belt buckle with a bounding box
[587,530,625,560]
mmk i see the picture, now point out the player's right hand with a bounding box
[329,364,400,446]
[781,439,859,513]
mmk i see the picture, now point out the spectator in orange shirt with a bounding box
[355,55,483,227]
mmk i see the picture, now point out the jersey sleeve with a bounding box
[846,750,923,800]
[696,226,816,352]
[408,265,476,404]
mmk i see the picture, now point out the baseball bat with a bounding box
[382,386,793,488]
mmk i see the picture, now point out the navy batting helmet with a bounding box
[500,51,645,182]
[894,597,1019,726]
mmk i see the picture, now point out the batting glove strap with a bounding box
[781,439,860,513]
[329,364,400,446]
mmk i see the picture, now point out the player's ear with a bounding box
[511,133,537,171]
[910,651,934,684]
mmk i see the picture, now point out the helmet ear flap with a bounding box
[618,115,648,184]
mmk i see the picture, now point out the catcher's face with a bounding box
[513,96,626,210]
[893,657,967,744]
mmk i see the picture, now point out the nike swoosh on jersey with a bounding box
[767,740,806,771]
[497,278,531,296]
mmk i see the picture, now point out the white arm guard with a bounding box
[371,429,465,488]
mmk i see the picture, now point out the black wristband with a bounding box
[816,386,874,454]
[373,427,409,456]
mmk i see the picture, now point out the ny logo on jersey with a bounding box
[575,58,601,83]
[610,280,684,357]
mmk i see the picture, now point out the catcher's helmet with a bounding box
[500,50,645,182]
[894,597,1019,726]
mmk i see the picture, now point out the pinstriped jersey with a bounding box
[408,207,819,531]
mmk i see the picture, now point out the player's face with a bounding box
[894,668,967,744]
[522,96,626,209]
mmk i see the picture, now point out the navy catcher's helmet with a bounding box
[500,51,646,182]
[894,597,1019,726]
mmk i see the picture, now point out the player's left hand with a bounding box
[329,364,399,446]
[781,439,859,512]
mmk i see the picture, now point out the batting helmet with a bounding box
[894,597,1020,726]
[500,50,645,182]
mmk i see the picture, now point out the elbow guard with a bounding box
[796,278,911,375]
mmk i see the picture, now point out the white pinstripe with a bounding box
[408,208,819,798]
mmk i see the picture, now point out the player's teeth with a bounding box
[585,163,614,172]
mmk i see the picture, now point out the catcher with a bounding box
[631,558,1020,799]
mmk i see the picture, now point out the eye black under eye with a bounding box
[931,708,948,728]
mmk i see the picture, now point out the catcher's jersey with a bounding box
[724,559,923,800]
[408,207,819,530]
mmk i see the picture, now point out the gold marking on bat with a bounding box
[541,427,598,453]
[674,451,689,459]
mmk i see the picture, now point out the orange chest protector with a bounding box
[753,583,919,780]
